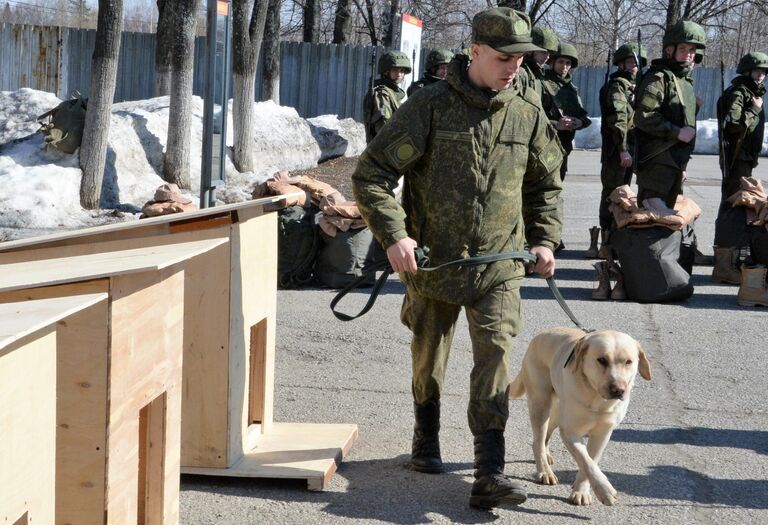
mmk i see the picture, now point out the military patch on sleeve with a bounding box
[385,134,422,170]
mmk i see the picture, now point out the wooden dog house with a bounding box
[0,196,357,490]
[0,294,107,525]
[0,238,225,524]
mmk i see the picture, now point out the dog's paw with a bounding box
[546,452,555,465]
[536,469,559,485]
[568,490,592,506]
[593,482,618,506]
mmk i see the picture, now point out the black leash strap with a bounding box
[331,248,593,333]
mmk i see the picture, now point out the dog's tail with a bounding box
[508,372,526,399]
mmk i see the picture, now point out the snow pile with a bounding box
[0,89,366,239]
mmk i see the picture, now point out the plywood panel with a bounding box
[0,238,227,292]
[0,330,56,525]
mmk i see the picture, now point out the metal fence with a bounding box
[0,23,742,122]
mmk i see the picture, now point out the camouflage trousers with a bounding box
[636,162,684,208]
[400,279,522,436]
[599,159,633,231]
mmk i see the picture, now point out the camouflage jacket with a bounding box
[634,58,697,169]
[363,78,406,143]
[600,70,635,162]
[352,56,564,306]
[541,70,592,149]
[717,75,766,167]
[407,73,443,97]
[521,57,545,99]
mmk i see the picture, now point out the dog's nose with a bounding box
[609,385,625,399]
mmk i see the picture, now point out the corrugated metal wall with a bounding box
[0,24,745,122]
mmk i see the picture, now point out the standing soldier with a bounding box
[364,50,412,143]
[633,20,706,214]
[587,43,647,259]
[353,7,563,510]
[541,42,592,182]
[407,48,453,96]
[712,51,767,282]
[521,26,559,98]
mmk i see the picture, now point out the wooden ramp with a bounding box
[182,423,359,490]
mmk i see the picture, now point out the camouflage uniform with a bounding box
[353,53,563,436]
[634,21,706,207]
[598,44,646,231]
[407,49,453,97]
[717,55,767,201]
[541,57,591,180]
[363,51,411,143]
[521,26,559,99]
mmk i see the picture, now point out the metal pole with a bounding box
[199,0,217,208]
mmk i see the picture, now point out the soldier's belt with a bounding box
[330,247,592,333]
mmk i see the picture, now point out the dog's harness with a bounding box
[331,248,594,341]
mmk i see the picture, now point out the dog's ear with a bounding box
[570,336,590,374]
[637,343,652,380]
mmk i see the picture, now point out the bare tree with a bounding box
[154,0,173,96]
[232,0,269,172]
[161,0,200,189]
[303,0,321,42]
[497,0,526,10]
[333,0,354,43]
[263,0,281,103]
[79,0,124,209]
[382,0,399,47]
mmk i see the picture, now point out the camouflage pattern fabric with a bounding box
[406,73,443,97]
[717,75,766,199]
[634,58,697,204]
[353,54,564,307]
[599,69,636,229]
[363,77,406,143]
[521,56,545,99]
[401,279,522,435]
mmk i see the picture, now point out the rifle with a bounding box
[604,48,612,87]
[631,29,643,174]
[369,48,378,94]
[718,60,728,180]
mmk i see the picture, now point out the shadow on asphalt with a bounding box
[181,455,591,522]
[613,426,768,455]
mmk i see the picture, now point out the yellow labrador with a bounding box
[509,327,651,506]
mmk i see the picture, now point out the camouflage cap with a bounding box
[471,7,543,54]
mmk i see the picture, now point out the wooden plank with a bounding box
[0,194,298,253]
[0,237,227,292]
[182,423,358,491]
[0,293,107,350]
[0,329,56,525]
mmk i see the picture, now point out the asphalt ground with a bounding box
[180,151,768,524]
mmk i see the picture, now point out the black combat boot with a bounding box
[411,400,443,473]
[469,430,527,509]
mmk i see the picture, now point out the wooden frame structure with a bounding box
[0,294,108,525]
[0,239,226,524]
[0,196,357,490]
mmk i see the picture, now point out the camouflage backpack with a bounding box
[37,92,87,154]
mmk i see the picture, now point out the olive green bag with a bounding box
[37,92,87,154]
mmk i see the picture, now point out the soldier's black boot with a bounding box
[469,430,527,510]
[411,400,443,473]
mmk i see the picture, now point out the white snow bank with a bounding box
[0,88,62,145]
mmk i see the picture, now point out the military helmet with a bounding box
[424,49,453,71]
[662,20,707,50]
[378,50,412,75]
[531,26,559,54]
[737,51,768,74]
[552,42,579,68]
[613,43,648,68]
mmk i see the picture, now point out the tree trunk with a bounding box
[364,0,377,45]
[154,0,173,96]
[162,0,200,189]
[232,0,269,173]
[79,0,123,209]
[382,0,399,48]
[666,0,681,29]
[333,0,353,44]
[263,0,281,103]
[303,0,320,42]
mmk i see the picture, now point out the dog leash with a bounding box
[330,247,593,334]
